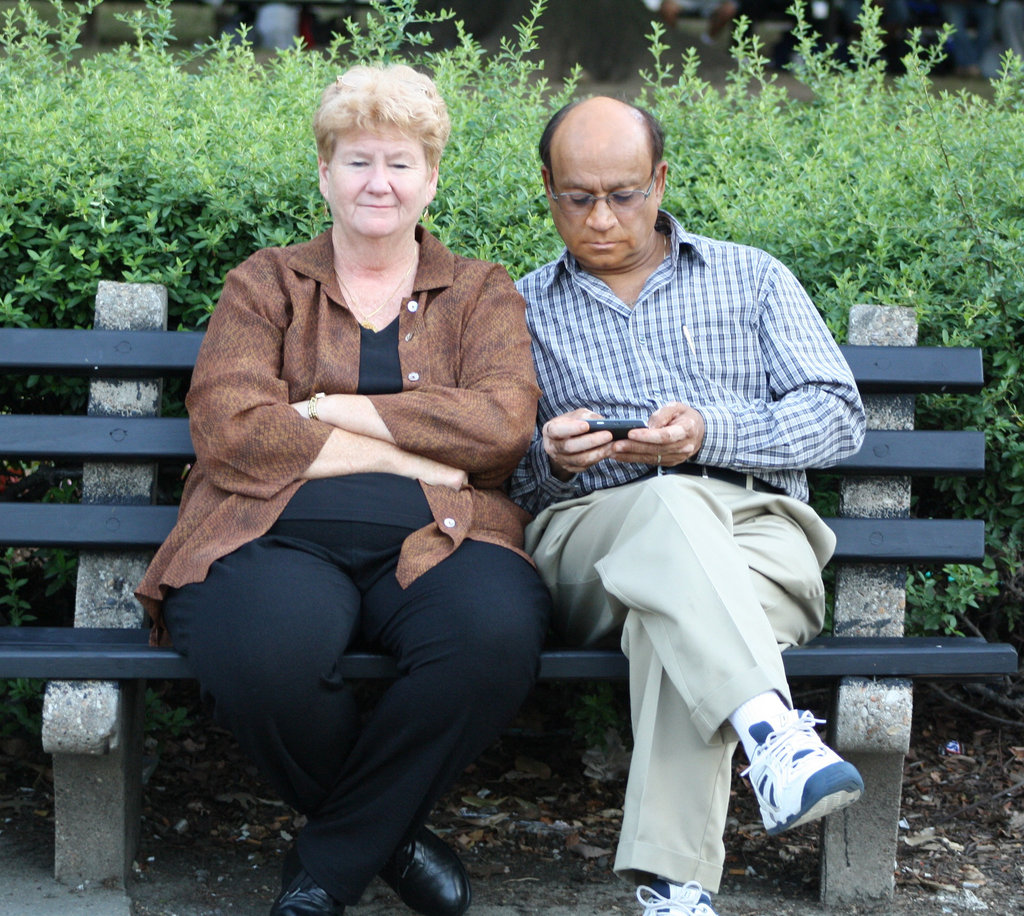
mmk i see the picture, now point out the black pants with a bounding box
[163,522,551,904]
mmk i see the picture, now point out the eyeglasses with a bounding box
[548,172,657,217]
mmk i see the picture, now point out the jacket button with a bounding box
[407,301,418,312]
[407,372,420,382]
[443,517,456,528]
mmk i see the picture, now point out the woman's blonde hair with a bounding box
[314,64,451,169]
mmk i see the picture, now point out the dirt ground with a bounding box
[2,679,1022,916]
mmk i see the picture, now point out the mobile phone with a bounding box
[586,418,647,440]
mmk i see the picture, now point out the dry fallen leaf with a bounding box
[566,834,613,859]
[455,829,485,848]
[580,729,631,782]
[460,794,504,808]
[901,827,964,852]
[512,796,541,818]
[960,864,988,885]
[514,755,552,779]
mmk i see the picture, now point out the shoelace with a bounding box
[739,710,826,781]
[636,881,712,915]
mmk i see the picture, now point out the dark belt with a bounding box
[655,463,784,495]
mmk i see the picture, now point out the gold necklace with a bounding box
[338,258,416,330]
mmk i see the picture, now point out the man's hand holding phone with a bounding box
[543,404,707,480]
[610,402,706,468]
[542,409,635,480]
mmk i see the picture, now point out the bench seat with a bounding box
[0,627,1016,682]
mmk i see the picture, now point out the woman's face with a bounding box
[318,129,438,244]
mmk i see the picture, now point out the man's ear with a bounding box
[653,159,669,202]
[541,166,553,198]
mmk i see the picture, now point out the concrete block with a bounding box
[81,464,158,506]
[94,280,167,332]
[51,681,145,889]
[40,281,167,886]
[831,678,912,755]
[840,477,910,519]
[863,393,915,431]
[821,748,904,909]
[41,681,121,755]
[72,552,150,630]
[822,305,917,909]
[821,678,912,908]
[86,379,163,419]
[848,304,918,346]
[833,564,907,637]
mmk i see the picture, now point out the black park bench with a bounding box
[0,282,1017,910]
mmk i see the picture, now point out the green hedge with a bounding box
[1,0,1022,645]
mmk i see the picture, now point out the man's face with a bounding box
[543,103,666,277]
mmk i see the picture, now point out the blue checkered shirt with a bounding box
[509,213,865,516]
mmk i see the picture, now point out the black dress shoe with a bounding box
[271,856,345,916]
[379,827,471,916]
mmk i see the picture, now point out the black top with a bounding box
[277,318,433,529]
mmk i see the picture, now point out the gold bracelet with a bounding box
[308,392,325,420]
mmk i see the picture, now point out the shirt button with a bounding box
[407,301,418,312]
[407,372,420,382]
[443,517,456,528]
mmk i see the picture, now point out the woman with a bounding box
[136,64,551,916]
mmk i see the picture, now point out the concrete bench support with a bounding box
[821,304,917,908]
[40,281,166,887]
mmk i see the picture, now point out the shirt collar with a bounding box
[283,225,456,299]
[662,213,713,269]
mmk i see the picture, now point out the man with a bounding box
[646,0,739,45]
[509,97,867,916]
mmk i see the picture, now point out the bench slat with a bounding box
[841,345,984,393]
[0,416,194,461]
[0,418,986,477]
[0,504,985,563]
[0,328,201,377]
[535,637,1018,681]
[0,504,180,548]
[825,517,984,563]
[0,628,1013,681]
[831,429,985,476]
[0,329,983,393]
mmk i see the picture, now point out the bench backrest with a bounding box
[0,327,986,565]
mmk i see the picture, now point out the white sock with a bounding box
[729,691,790,760]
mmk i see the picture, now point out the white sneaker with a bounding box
[740,709,864,835]
[636,880,718,915]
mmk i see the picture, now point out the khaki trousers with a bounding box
[525,473,836,891]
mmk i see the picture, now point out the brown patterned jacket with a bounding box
[136,227,540,644]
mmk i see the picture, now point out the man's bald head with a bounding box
[538,97,665,182]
